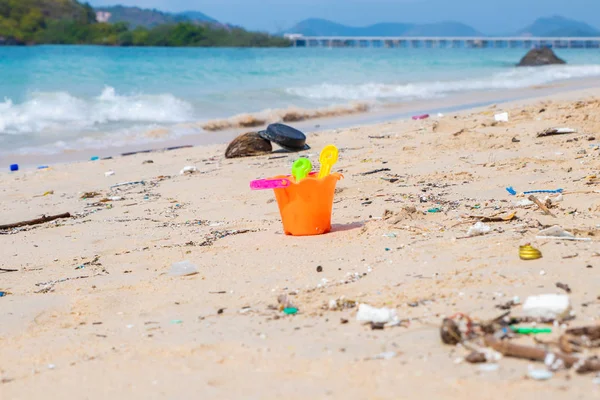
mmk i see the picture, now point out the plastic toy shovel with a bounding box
[292,158,312,182]
[317,145,339,179]
[250,178,291,190]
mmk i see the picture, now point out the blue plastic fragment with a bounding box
[90,156,100,161]
[9,164,18,172]
[506,187,563,196]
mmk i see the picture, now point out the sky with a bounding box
[89,0,600,34]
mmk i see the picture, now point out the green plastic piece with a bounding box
[427,207,441,213]
[510,326,552,334]
[292,158,312,182]
[283,307,298,315]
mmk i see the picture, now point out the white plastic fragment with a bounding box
[522,294,571,320]
[356,304,399,325]
[494,112,509,122]
[528,367,553,381]
[180,166,198,175]
[105,170,115,177]
[467,221,491,237]
[478,363,499,372]
[372,351,397,360]
[514,199,534,207]
[536,225,591,242]
[169,261,199,277]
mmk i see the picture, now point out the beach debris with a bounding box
[537,127,577,138]
[35,275,90,293]
[556,282,572,293]
[506,187,563,196]
[277,294,297,311]
[368,351,398,361]
[110,180,145,189]
[0,268,18,273]
[496,297,521,310]
[0,291,9,297]
[361,168,391,176]
[427,207,442,213]
[179,166,198,175]
[356,304,399,326]
[259,123,310,151]
[9,164,18,172]
[467,221,491,237]
[169,261,199,277]
[80,191,101,199]
[0,212,71,231]
[33,190,54,198]
[225,131,273,158]
[528,195,556,217]
[90,156,99,161]
[104,170,115,177]
[283,307,298,315]
[536,225,591,241]
[494,112,509,122]
[527,368,554,380]
[511,326,552,334]
[142,160,154,164]
[470,212,516,222]
[327,296,357,311]
[522,294,572,321]
[519,244,542,260]
[412,114,429,120]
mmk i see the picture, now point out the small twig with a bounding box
[360,168,391,176]
[528,195,556,218]
[0,268,18,273]
[0,212,71,230]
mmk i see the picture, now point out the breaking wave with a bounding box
[286,65,600,101]
[0,86,193,135]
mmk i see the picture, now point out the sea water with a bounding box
[1,45,600,156]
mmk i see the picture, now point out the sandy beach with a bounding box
[1,87,600,399]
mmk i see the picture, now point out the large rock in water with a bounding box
[517,48,566,67]
[225,131,272,158]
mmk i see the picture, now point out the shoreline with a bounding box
[3,75,600,169]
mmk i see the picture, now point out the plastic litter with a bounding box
[412,114,429,120]
[511,326,552,334]
[479,364,500,372]
[283,307,298,315]
[90,156,100,161]
[180,166,198,175]
[522,294,571,320]
[506,187,563,196]
[537,127,577,137]
[528,367,553,380]
[105,170,115,177]
[467,221,491,237]
[372,351,397,360]
[494,112,509,122]
[9,164,18,172]
[536,225,591,242]
[519,244,542,260]
[427,207,442,213]
[356,303,399,325]
[38,165,49,170]
[169,261,199,277]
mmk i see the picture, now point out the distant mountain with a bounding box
[517,16,600,37]
[284,18,481,37]
[94,5,217,28]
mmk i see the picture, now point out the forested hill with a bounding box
[0,0,289,47]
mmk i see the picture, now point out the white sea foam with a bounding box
[0,87,193,135]
[286,65,600,101]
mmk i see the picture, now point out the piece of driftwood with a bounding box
[484,334,600,373]
[536,127,576,137]
[0,212,71,230]
[528,195,556,218]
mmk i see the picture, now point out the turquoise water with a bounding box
[2,46,600,155]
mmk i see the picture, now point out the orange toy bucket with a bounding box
[272,172,343,236]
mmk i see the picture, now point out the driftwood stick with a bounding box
[0,212,71,230]
[527,195,556,218]
[483,334,600,373]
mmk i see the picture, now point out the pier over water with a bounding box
[284,35,600,49]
